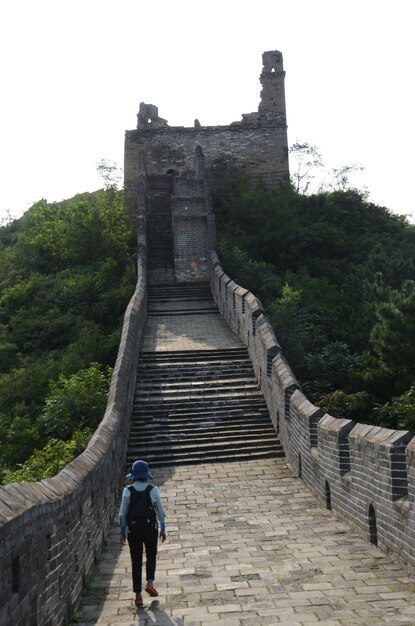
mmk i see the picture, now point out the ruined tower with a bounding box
[124,50,289,284]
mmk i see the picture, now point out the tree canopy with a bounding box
[0,185,135,483]
[214,174,415,429]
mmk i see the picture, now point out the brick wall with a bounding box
[125,123,289,205]
[209,251,415,570]
[124,51,289,226]
[0,253,148,626]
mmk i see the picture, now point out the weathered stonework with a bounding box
[209,251,415,573]
[124,50,289,284]
[0,253,148,626]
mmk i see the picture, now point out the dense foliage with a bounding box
[1,166,414,481]
[214,176,415,429]
[0,185,135,483]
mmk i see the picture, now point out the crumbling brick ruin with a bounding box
[124,50,289,284]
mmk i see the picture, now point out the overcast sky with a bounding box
[1,0,414,222]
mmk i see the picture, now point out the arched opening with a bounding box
[271,67,276,73]
[325,480,332,510]
[298,453,302,478]
[368,504,378,546]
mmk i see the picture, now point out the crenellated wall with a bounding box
[0,251,148,626]
[1,241,415,626]
[209,250,415,570]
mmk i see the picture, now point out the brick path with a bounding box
[78,459,415,626]
[76,305,415,625]
[142,312,241,352]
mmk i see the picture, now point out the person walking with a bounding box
[119,460,167,608]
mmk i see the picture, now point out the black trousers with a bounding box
[127,527,158,593]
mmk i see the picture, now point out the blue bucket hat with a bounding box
[126,460,153,481]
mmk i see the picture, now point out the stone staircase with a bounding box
[126,283,284,467]
[147,282,217,316]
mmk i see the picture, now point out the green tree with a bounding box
[374,385,415,430]
[39,363,112,440]
[317,390,373,421]
[217,235,280,304]
[370,280,415,386]
[2,429,92,483]
[0,183,135,481]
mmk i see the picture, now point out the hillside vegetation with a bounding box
[215,177,415,430]
[1,173,414,483]
[0,184,135,483]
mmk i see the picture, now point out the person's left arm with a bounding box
[151,486,167,541]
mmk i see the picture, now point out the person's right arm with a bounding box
[118,487,131,544]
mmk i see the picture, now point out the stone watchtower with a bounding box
[124,50,289,284]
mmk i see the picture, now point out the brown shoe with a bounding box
[134,594,144,608]
[145,584,158,597]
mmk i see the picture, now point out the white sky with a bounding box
[1,0,414,222]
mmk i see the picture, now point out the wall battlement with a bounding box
[209,251,415,569]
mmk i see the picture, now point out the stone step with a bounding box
[131,408,270,423]
[126,448,282,468]
[129,427,276,448]
[134,396,263,408]
[128,326,282,466]
[138,355,252,365]
[132,400,268,416]
[138,358,249,367]
[130,417,275,432]
[131,419,271,434]
[138,358,252,367]
[134,388,264,401]
[138,375,258,391]
[126,442,283,466]
[147,309,218,317]
[135,384,260,399]
[137,371,256,383]
[139,348,249,360]
[137,372,255,380]
[128,429,278,446]
[148,283,210,294]
[148,295,214,303]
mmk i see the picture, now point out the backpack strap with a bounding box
[128,484,154,496]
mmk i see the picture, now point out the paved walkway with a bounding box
[142,312,241,352]
[78,458,415,626]
[77,302,415,625]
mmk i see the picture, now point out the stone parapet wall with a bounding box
[0,254,148,626]
[209,251,415,570]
